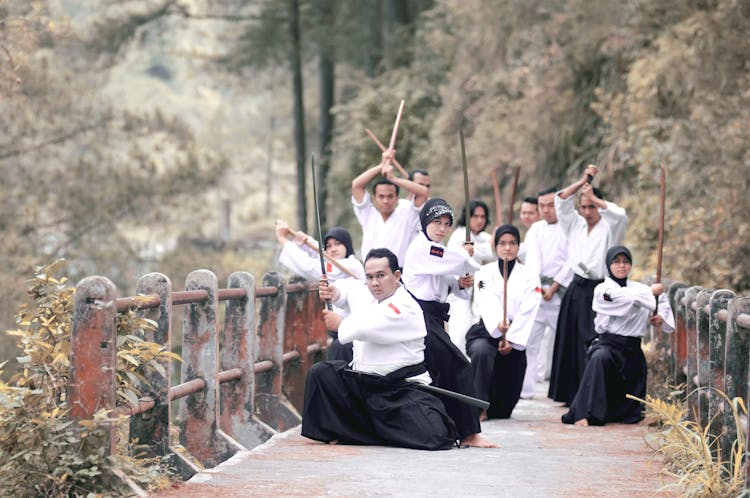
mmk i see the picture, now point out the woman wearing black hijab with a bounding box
[561,245,675,426]
[466,224,542,419]
[401,198,494,447]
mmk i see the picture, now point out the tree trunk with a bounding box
[289,0,307,232]
[383,0,411,69]
[317,0,335,230]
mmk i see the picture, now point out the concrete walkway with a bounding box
[153,382,677,497]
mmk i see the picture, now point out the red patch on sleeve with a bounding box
[429,245,445,258]
[535,287,543,293]
[326,262,333,273]
[388,303,401,315]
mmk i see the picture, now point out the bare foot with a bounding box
[460,433,497,448]
[479,410,488,422]
[574,418,589,426]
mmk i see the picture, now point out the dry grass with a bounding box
[629,390,747,497]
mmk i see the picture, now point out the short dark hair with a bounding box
[537,187,558,197]
[522,196,538,205]
[457,199,490,230]
[372,178,400,196]
[408,169,429,181]
[365,248,400,273]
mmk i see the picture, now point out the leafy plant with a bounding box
[0,260,179,496]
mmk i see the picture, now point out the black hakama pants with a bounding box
[301,361,457,450]
[562,333,646,425]
[415,299,482,440]
[326,332,353,362]
[548,275,602,404]
[465,322,527,419]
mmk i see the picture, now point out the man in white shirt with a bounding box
[548,165,628,405]
[351,149,429,267]
[520,187,570,398]
[301,248,457,450]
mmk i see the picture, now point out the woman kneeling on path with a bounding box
[562,245,674,426]
[466,224,541,420]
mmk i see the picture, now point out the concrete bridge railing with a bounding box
[663,282,750,486]
[69,270,328,479]
[69,271,750,490]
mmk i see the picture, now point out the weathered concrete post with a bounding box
[667,283,686,383]
[684,286,703,420]
[69,276,118,454]
[282,277,316,412]
[220,271,275,448]
[179,270,243,468]
[130,273,173,458]
[255,272,302,431]
[722,297,750,487]
[695,288,714,427]
[671,285,689,387]
[706,290,735,459]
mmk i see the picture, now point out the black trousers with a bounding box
[326,332,353,362]
[414,298,482,440]
[466,321,527,419]
[548,274,602,404]
[301,361,457,450]
[562,333,646,425]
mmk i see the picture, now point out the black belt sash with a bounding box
[345,362,428,384]
[413,298,450,322]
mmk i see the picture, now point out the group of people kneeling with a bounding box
[277,196,674,451]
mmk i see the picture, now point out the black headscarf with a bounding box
[324,226,355,258]
[606,245,632,287]
[494,224,520,276]
[419,198,454,240]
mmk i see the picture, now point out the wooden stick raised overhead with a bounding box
[286,227,359,279]
[491,168,503,227]
[364,128,409,177]
[654,163,666,315]
[656,163,666,284]
[507,165,520,224]
[388,99,405,150]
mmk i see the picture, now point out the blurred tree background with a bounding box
[1,0,748,372]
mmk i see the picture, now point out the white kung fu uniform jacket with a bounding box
[473,261,542,349]
[278,236,365,283]
[352,192,422,267]
[401,232,481,304]
[278,236,365,317]
[331,281,432,385]
[555,195,628,281]
[593,278,675,338]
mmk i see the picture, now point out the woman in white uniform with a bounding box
[275,220,365,360]
[466,224,541,419]
[401,198,494,447]
[561,245,674,426]
[446,200,496,356]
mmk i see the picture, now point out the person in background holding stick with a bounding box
[548,164,628,406]
[301,248,458,450]
[519,196,540,230]
[351,148,429,267]
[275,221,365,283]
[466,224,541,420]
[520,187,570,398]
[446,200,495,356]
[517,196,540,263]
[561,246,674,426]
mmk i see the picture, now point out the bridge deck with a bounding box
[153,382,677,497]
